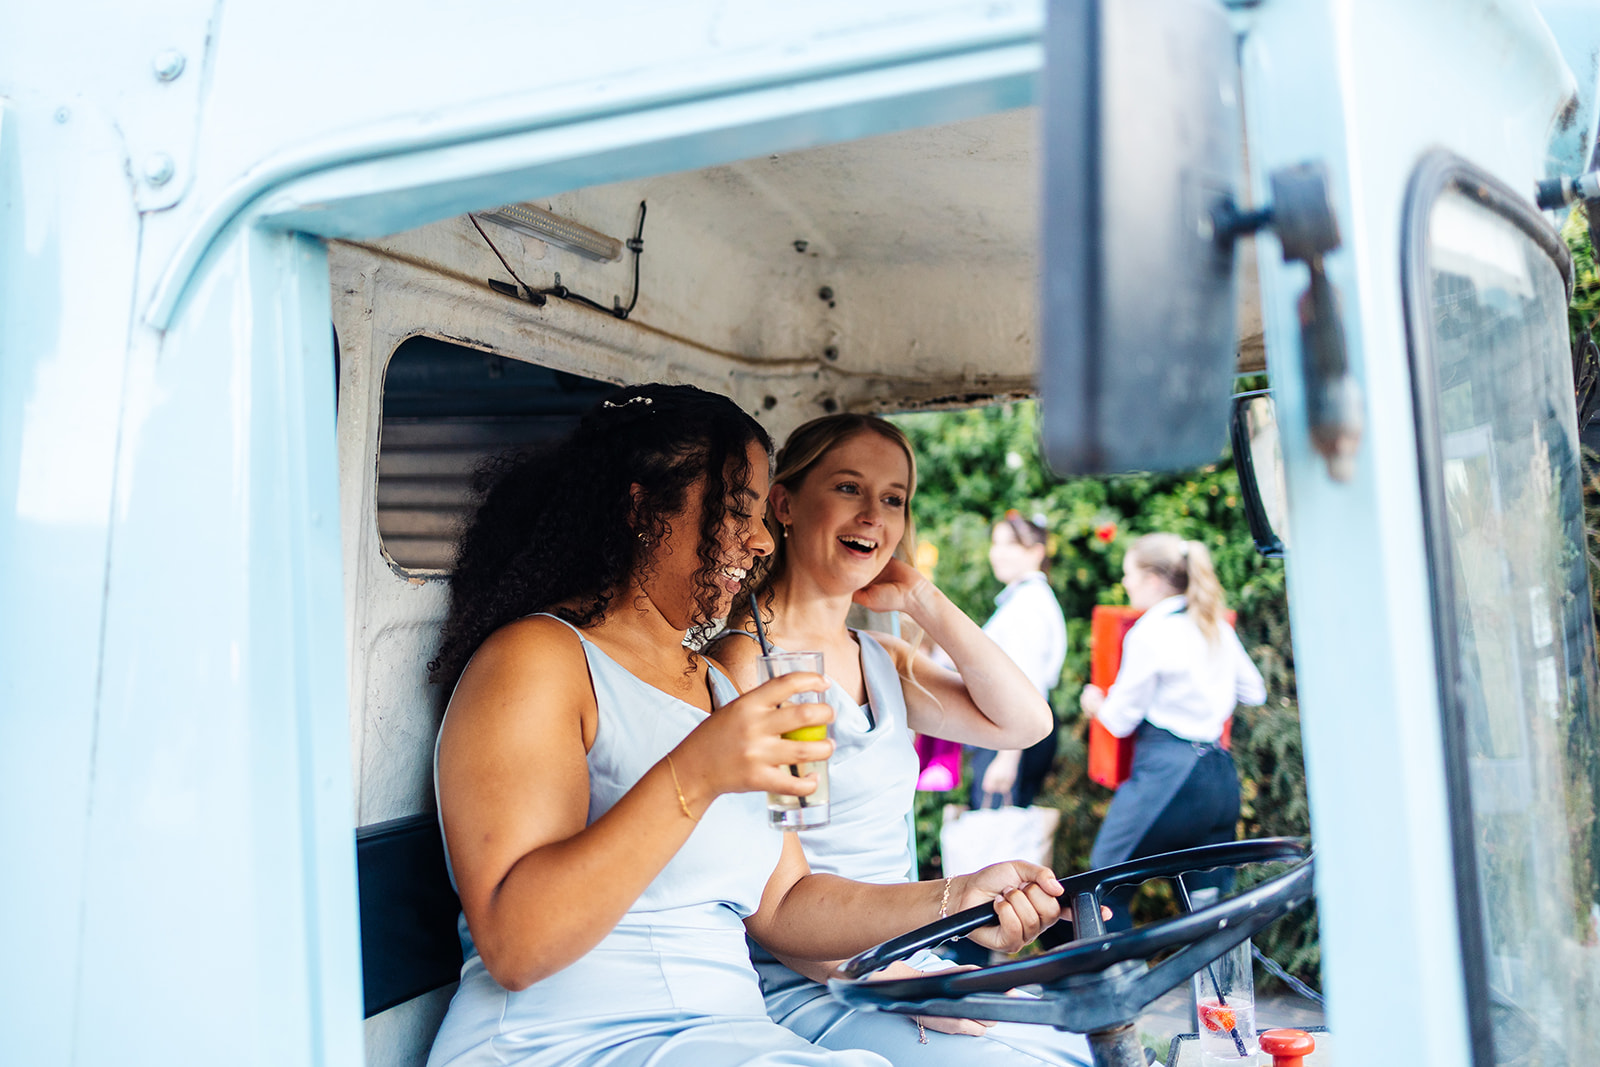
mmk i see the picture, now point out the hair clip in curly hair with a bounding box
[603,395,654,410]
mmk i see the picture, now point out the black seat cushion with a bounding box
[357,813,464,1017]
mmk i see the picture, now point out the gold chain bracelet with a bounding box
[664,753,698,823]
[918,879,955,1044]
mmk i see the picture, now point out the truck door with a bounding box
[1033,2,1589,1065]
[1405,151,1600,1066]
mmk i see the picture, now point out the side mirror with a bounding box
[1230,390,1287,558]
[1038,0,1242,475]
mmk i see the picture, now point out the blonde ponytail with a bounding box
[1182,540,1226,643]
[1126,532,1230,643]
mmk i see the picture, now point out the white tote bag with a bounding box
[938,804,1061,877]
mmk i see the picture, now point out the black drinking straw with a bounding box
[1177,877,1248,1057]
[749,593,772,655]
[750,594,807,804]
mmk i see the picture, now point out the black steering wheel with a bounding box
[827,838,1314,1037]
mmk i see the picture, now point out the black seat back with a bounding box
[356,813,464,1017]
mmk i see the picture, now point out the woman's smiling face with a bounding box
[772,431,911,594]
[640,439,775,627]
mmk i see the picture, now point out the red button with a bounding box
[1259,1028,1316,1067]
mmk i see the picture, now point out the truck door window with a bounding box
[1406,153,1600,1064]
[377,337,613,573]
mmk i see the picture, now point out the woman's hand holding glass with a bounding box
[671,672,835,805]
[756,652,831,829]
[949,860,1065,952]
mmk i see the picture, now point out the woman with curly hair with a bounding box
[709,414,1090,1065]
[425,384,1063,1067]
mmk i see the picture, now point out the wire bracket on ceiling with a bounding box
[472,201,647,320]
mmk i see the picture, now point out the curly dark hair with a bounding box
[428,382,773,690]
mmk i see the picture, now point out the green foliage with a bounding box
[894,401,1318,987]
[1564,201,1600,342]
[1141,1032,1173,1064]
[1564,201,1600,587]
[1561,204,1600,645]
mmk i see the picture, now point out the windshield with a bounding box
[1422,183,1600,1064]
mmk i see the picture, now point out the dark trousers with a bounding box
[965,725,1059,810]
[1042,724,1239,944]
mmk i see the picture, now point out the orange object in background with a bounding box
[1087,606,1143,788]
[1086,604,1234,788]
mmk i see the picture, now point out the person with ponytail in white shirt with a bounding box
[1079,533,1266,899]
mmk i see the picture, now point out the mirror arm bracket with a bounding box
[1213,161,1361,481]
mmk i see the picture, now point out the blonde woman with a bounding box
[1080,533,1267,878]
[711,414,1091,1066]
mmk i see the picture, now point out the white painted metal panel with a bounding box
[1239,2,1573,1064]
[0,92,142,1067]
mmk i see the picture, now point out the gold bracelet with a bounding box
[915,878,953,1045]
[665,753,699,823]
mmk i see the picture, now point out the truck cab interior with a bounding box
[338,102,1150,1065]
[10,3,1600,1066]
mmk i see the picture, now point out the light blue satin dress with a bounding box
[732,630,1092,1067]
[426,616,887,1067]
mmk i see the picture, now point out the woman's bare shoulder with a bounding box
[445,615,594,732]
[704,627,762,686]
[476,612,588,663]
[862,629,916,670]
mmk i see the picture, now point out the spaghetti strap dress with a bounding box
[727,630,1092,1067]
[426,615,887,1067]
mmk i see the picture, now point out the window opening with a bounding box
[376,337,614,573]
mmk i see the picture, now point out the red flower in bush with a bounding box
[1094,522,1117,544]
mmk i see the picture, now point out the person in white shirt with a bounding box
[1079,532,1267,888]
[966,512,1068,810]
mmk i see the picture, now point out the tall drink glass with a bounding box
[1193,939,1259,1065]
[757,651,830,830]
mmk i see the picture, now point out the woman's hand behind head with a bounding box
[851,556,932,615]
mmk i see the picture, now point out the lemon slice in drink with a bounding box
[782,724,827,742]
